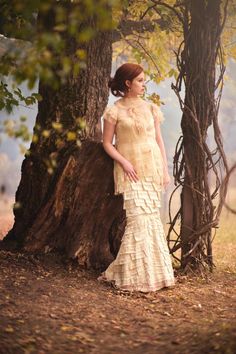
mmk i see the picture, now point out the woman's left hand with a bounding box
[163,171,171,189]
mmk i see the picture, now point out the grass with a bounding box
[214,209,236,273]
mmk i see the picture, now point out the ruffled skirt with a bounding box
[98,177,175,292]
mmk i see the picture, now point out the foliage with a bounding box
[113,0,181,86]
[221,0,236,60]
[113,0,236,99]
[0,0,119,150]
[0,0,117,97]
[0,81,42,113]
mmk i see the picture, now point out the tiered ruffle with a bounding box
[113,141,164,196]
[98,177,175,292]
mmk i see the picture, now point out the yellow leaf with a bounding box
[5,326,14,333]
[47,167,54,175]
[19,144,27,155]
[42,130,50,137]
[17,319,25,324]
[76,49,87,60]
[55,138,64,148]
[61,325,72,332]
[32,134,38,143]
[52,122,63,130]
[67,131,76,141]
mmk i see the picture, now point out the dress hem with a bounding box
[97,273,175,293]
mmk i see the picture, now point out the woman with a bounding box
[98,63,175,293]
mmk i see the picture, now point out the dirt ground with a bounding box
[0,253,235,354]
[0,212,235,354]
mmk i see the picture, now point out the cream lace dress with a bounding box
[98,96,175,292]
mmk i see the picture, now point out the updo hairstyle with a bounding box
[108,63,144,97]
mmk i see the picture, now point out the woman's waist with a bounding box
[116,138,157,147]
[115,141,162,162]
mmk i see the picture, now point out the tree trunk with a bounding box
[169,0,228,272]
[1,5,126,270]
[4,140,125,269]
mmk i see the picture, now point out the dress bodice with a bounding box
[103,97,165,195]
[103,97,164,144]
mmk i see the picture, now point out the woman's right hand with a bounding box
[121,159,139,182]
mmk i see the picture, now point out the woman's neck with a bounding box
[123,94,141,99]
[116,94,143,107]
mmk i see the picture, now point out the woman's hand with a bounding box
[121,159,139,182]
[163,170,171,189]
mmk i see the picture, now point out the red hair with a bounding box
[108,63,144,97]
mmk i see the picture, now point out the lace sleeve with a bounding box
[150,103,165,124]
[103,105,118,125]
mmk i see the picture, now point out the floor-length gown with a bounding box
[98,96,175,292]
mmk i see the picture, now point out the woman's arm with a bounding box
[103,120,139,182]
[154,119,171,187]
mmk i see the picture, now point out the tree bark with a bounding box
[4,141,125,269]
[181,0,220,270]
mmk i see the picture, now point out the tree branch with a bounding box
[151,0,184,24]
[111,18,166,42]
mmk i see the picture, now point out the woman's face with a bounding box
[125,71,145,96]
